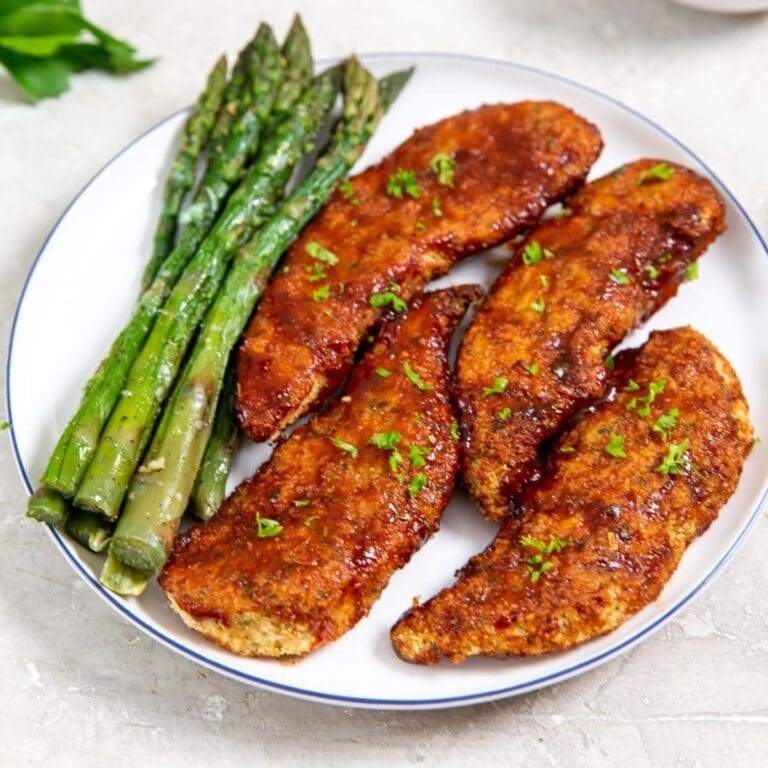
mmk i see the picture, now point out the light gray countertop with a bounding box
[1,1,766,765]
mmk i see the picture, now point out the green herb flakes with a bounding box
[430,153,455,187]
[403,361,433,390]
[256,514,283,539]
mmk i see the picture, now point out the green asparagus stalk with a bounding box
[27,487,69,526]
[141,56,228,291]
[173,26,281,254]
[378,66,415,111]
[109,58,385,578]
[73,68,342,521]
[64,510,112,553]
[99,551,148,596]
[190,362,240,521]
[271,14,312,124]
[31,31,286,507]
[208,23,269,153]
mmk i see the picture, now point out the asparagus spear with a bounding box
[73,68,342,521]
[65,510,112,553]
[141,55,228,292]
[271,14,312,125]
[172,26,281,258]
[31,31,287,507]
[208,23,269,153]
[27,487,69,526]
[109,58,385,578]
[379,66,415,111]
[190,362,240,521]
[99,552,148,596]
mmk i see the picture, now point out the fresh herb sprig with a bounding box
[0,1,153,102]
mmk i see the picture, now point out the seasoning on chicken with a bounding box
[236,101,602,441]
[160,286,480,657]
[391,327,753,664]
[458,159,726,521]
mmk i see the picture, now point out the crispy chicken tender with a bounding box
[236,101,602,441]
[458,159,726,521]
[160,287,480,658]
[391,327,753,664]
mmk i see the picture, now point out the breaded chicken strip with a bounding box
[458,159,726,521]
[236,101,602,441]
[160,287,479,657]
[392,327,753,664]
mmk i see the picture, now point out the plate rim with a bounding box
[6,50,768,710]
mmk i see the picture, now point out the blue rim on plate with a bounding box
[6,52,768,710]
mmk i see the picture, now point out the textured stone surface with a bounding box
[1,0,766,765]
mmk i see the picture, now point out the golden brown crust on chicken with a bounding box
[458,159,726,521]
[236,101,603,441]
[391,327,753,664]
[160,287,480,658]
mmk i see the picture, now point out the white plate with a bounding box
[7,53,768,710]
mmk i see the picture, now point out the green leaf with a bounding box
[57,42,151,74]
[0,3,151,101]
[0,46,69,99]
[0,33,75,55]
[0,5,84,37]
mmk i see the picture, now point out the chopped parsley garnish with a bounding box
[387,167,420,198]
[0,421,9,431]
[653,407,679,441]
[375,367,391,378]
[306,263,327,282]
[553,207,572,220]
[369,431,403,473]
[658,252,672,264]
[414,221,426,231]
[522,240,554,266]
[408,444,430,467]
[520,534,569,582]
[306,242,339,266]
[303,515,318,526]
[430,153,455,187]
[605,354,615,370]
[624,379,640,392]
[403,361,433,390]
[408,472,428,496]
[330,436,358,458]
[370,286,407,313]
[483,377,508,396]
[339,179,359,205]
[628,379,668,418]
[450,421,460,441]
[611,165,627,178]
[540,274,549,290]
[637,162,675,185]
[293,499,311,508]
[657,438,690,475]
[369,430,402,450]
[559,446,576,454]
[432,195,442,216]
[605,433,626,458]
[685,261,699,281]
[256,514,283,539]
[753,436,762,446]
[522,362,539,375]
[609,267,630,285]
[498,407,512,421]
[312,285,330,302]
[646,264,660,279]
[529,298,546,313]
